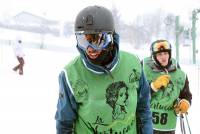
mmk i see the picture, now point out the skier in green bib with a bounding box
[55,5,153,134]
[142,39,192,134]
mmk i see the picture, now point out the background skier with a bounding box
[142,39,192,134]
[13,36,25,75]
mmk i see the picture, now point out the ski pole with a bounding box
[180,114,186,134]
[185,113,192,134]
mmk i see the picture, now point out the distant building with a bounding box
[0,11,60,36]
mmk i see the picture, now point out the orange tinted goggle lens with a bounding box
[153,41,170,52]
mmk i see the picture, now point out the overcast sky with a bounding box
[0,0,199,23]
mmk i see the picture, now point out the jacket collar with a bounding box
[146,57,178,73]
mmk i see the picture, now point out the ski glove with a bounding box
[175,99,190,114]
[151,75,170,92]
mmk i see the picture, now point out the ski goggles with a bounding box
[153,41,171,52]
[76,33,113,50]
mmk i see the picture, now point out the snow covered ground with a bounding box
[0,44,199,134]
[0,45,78,134]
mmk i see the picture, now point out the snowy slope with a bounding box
[0,46,78,134]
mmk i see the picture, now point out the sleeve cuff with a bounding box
[150,82,158,92]
[179,99,191,107]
